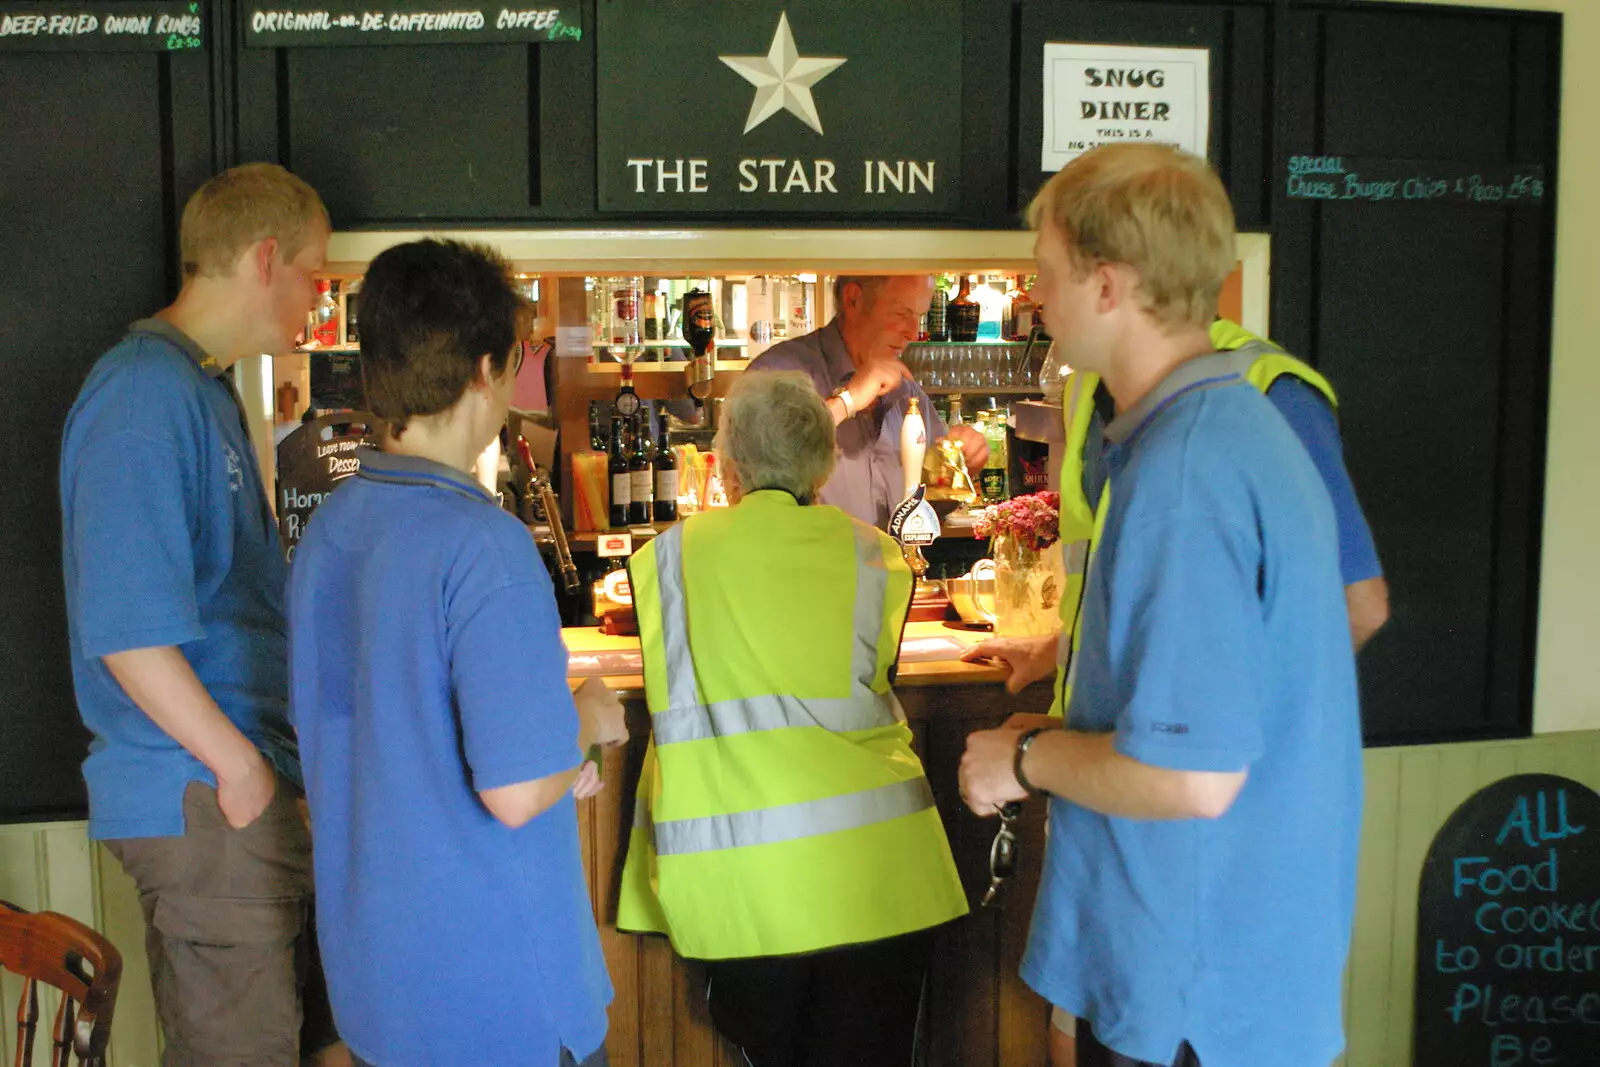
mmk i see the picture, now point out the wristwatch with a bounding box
[829,385,856,418]
[1014,727,1050,797]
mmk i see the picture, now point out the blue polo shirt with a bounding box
[60,319,298,840]
[1022,355,1363,1067]
[748,319,948,529]
[287,448,611,1067]
[1082,376,1382,586]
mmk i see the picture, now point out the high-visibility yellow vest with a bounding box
[1049,321,1339,717]
[616,490,969,960]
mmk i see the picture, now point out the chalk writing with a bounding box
[1416,775,1600,1067]
[243,0,578,46]
[276,414,375,560]
[1285,156,1547,207]
[0,1,205,51]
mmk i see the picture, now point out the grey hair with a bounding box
[714,370,837,501]
[832,275,889,310]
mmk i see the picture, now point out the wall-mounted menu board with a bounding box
[1414,775,1600,1067]
[243,0,578,46]
[0,1,202,51]
[1285,156,1547,207]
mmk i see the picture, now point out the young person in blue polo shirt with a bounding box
[287,238,624,1067]
[959,144,1363,1067]
[60,163,345,1065]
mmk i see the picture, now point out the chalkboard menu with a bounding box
[243,0,579,47]
[1415,774,1600,1067]
[276,412,376,559]
[1285,156,1547,207]
[0,0,203,51]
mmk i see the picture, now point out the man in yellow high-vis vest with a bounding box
[617,370,969,1067]
[962,317,1388,723]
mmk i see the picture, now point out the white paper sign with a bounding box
[1041,42,1210,171]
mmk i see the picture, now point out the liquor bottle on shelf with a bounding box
[343,279,361,345]
[683,287,717,401]
[1011,275,1037,340]
[980,408,1010,502]
[628,415,654,525]
[653,423,679,522]
[643,290,661,341]
[309,280,340,347]
[608,417,631,529]
[947,274,981,343]
[926,281,950,341]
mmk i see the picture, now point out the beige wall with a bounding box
[1387,0,1599,733]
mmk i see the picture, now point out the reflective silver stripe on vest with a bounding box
[651,691,900,746]
[649,776,936,857]
[851,522,891,691]
[652,525,703,711]
[1061,537,1089,577]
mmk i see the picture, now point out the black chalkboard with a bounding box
[242,0,579,47]
[276,412,376,560]
[0,0,203,51]
[1415,774,1600,1067]
[1285,156,1546,207]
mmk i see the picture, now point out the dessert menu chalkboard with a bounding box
[276,412,375,560]
[1415,774,1600,1067]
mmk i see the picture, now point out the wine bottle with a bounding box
[654,424,679,522]
[628,415,654,525]
[608,417,630,529]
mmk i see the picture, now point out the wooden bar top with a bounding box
[564,620,1010,691]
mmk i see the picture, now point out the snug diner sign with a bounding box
[244,0,579,46]
[596,0,961,214]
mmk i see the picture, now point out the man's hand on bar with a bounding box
[959,633,1058,694]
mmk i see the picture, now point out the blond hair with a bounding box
[179,163,330,280]
[715,370,837,501]
[1027,144,1235,330]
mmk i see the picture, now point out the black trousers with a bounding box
[1077,1019,1201,1067]
[702,927,936,1067]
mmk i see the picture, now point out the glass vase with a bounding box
[990,531,1064,637]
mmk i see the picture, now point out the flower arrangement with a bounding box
[971,490,1061,554]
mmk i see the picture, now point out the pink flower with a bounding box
[970,491,1061,552]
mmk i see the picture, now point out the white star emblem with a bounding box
[718,13,847,136]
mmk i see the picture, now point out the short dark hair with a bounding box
[357,239,523,435]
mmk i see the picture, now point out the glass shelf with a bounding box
[593,339,749,348]
[585,360,750,374]
[906,339,1033,347]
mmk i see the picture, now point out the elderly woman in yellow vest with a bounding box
[617,369,969,1067]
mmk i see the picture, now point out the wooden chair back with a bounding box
[0,901,122,1067]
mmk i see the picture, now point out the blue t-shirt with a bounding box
[1082,376,1382,586]
[287,448,611,1067]
[60,319,298,840]
[748,318,948,529]
[1023,356,1363,1067]
[1266,377,1383,584]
